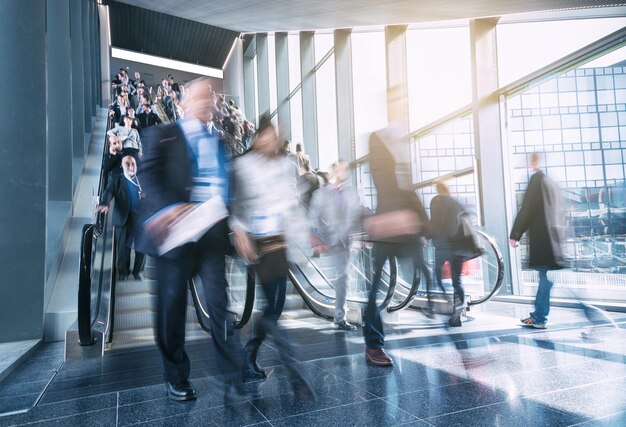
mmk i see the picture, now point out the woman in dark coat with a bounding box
[510,153,564,329]
[362,131,430,367]
[429,180,468,327]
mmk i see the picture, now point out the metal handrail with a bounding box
[77,116,115,346]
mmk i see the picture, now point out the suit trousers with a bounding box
[363,240,425,349]
[114,225,145,277]
[155,219,244,386]
[434,247,465,310]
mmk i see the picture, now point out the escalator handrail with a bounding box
[77,224,96,345]
[77,116,116,346]
[287,248,399,315]
[383,229,504,311]
[467,229,504,306]
[386,258,421,313]
[187,263,256,332]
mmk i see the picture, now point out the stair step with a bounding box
[114,306,199,331]
[280,308,317,320]
[111,326,208,349]
[116,279,157,295]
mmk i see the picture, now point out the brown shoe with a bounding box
[365,348,393,366]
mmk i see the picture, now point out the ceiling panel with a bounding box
[109,1,239,69]
[112,0,626,32]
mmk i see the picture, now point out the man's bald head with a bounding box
[181,77,215,123]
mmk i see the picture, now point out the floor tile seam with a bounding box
[47,370,165,387]
[419,393,517,422]
[332,375,393,399]
[433,344,625,376]
[389,338,549,362]
[249,400,272,425]
[37,389,120,408]
[477,356,626,386]
[0,392,41,403]
[14,406,116,426]
[390,346,559,372]
[118,402,262,426]
[260,396,420,423]
[380,375,496,402]
[251,377,381,405]
[568,408,626,426]
[517,373,626,401]
[373,396,431,424]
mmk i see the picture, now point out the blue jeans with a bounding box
[531,269,553,324]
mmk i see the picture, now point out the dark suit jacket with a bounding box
[136,111,162,130]
[136,123,194,257]
[100,174,140,227]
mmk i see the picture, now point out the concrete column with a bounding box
[0,0,47,342]
[224,38,245,114]
[46,0,73,202]
[98,4,111,107]
[70,0,85,180]
[82,0,93,130]
[384,25,411,190]
[91,0,100,108]
[243,36,257,122]
[256,33,270,116]
[470,18,513,291]
[300,31,319,168]
[334,29,355,163]
[275,32,291,139]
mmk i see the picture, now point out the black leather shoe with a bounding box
[448,315,462,327]
[244,348,266,379]
[164,380,197,401]
[132,272,143,281]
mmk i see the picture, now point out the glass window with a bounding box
[314,32,333,63]
[315,54,338,171]
[411,113,474,184]
[406,26,472,131]
[289,88,304,148]
[288,34,301,92]
[504,45,626,298]
[351,31,388,159]
[497,17,626,87]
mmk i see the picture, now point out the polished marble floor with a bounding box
[0,302,624,426]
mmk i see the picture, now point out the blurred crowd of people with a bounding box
[96,70,592,405]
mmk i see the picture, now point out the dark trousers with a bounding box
[114,225,145,277]
[246,248,288,352]
[434,248,465,309]
[155,219,244,386]
[363,240,424,350]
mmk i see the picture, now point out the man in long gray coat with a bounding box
[510,152,565,329]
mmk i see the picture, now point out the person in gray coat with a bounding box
[510,152,565,329]
[309,160,361,331]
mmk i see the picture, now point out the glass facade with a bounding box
[243,18,626,302]
[352,31,388,159]
[505,48,626,296]
[315,53,339,171]
[406,27,472,131]
[496,17,626,87]
[288,34,303,145]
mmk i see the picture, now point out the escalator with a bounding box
[75,107,504,356]
[74,111,254,355]
[285,228,504,322]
